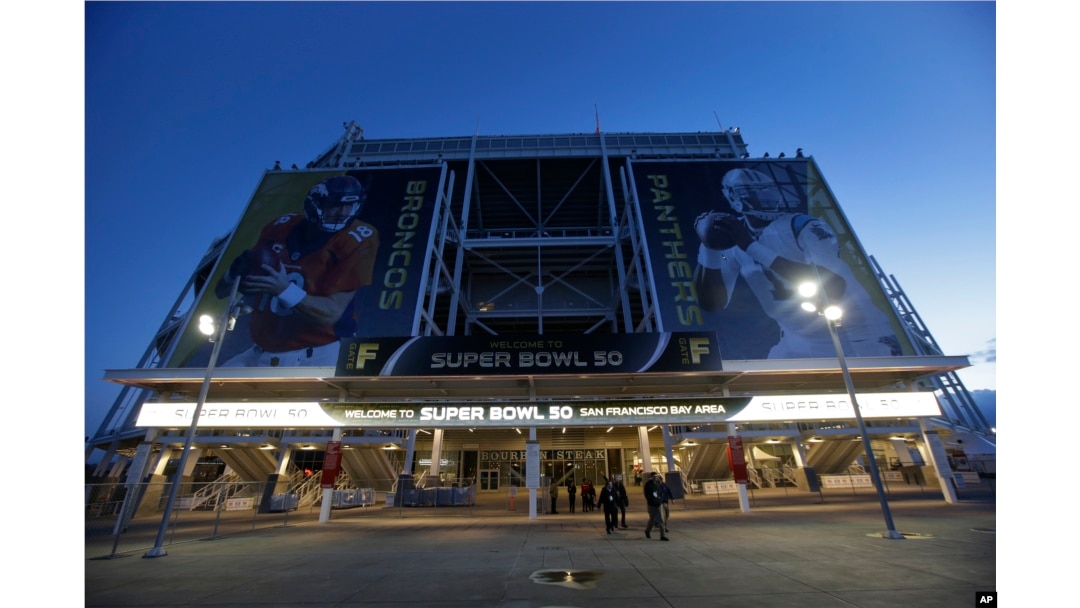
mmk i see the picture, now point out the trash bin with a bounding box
[437,487,453,506]
[664,471,686,499]
[397,473,416,506]
[269,493,298,512]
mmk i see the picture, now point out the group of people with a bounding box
[560,478,597,513]
[597,477,630,533]
[549,473,672,540]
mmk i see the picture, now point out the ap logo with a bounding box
[976,591,997,605]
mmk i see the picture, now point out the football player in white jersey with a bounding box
[692,167,901,358]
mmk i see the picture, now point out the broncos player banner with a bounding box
[172,166,446,368]
[627,159,912,361]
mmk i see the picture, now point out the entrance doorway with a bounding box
[479,469,499,491]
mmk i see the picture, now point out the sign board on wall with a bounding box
[727,436,748,484]
[336,332,723,376]
[320,441,342,489]
[136,392,940,429]
[526,441,540,489]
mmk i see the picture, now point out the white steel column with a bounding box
[403,430,417,476]
[179,448,203,479]
[661,426,676,472]
[791,439,808,467]
[727,423,750,512]
[429,428,445,482]
[637,426,653,475]
[152,446,172,476]
[919,420,958,504]
[445,123,479,336]
[318,427,344,523]
[529,428,538,520]
[274,445,292,475]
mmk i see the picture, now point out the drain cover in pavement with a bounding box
[530,569,603,590]
[865,531,935,539]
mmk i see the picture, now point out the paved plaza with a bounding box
[85,485,997,607]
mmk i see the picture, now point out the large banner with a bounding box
[171,167,444,368]
[335,331,722,376]
[630,159,913,360]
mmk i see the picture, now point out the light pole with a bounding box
[798,281,904,540]
[144,277,246,557]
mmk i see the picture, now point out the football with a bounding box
[242,244,282,276]
[694,211,739,250]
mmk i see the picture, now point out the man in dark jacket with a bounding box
[598,479,621,534]
[643,472,669,541]
[658,475,673,531]
[615,477,630,528]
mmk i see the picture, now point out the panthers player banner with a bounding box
[335,331,722,376]
[628,159,913,361]
[171,166,446,369]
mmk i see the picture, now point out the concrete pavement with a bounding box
[85,485,996,607]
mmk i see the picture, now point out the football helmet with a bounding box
[721,168,789,221]
[303,175,366,232]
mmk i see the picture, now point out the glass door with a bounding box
[479,469,500,491]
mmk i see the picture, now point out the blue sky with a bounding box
[75,1,999,439]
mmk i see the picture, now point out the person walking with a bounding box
[567,479,577,513]
[615,477,630,528]
[643,472,669,541]
[657,474,673,532]
[598,479,621,534]
[549,480,559,514]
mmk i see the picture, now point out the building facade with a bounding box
[86,122,992,509]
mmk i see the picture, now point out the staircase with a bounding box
[806,440,866,474]
[683,442,730,481]
[339,447,397,490]
[186,471,248,510]
[216,448,279,481]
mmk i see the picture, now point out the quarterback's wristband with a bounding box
[277,283,307,308]
[697,244,734,270]
[745,241,778,269]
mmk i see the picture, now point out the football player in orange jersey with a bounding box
[215,174,379,367]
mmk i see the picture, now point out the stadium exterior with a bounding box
[86,121,994,515]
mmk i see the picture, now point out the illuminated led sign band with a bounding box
[136,392,940,429]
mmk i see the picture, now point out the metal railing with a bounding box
[188,471,244,510]
[747,468,763,488]
[87,469,994,559]
[86,476,485,559]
